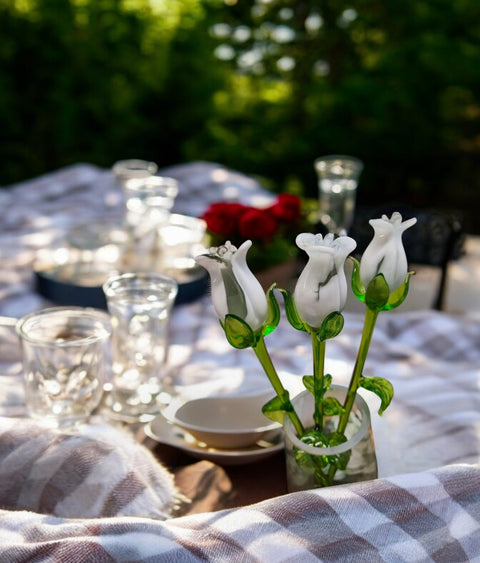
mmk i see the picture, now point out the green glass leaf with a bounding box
[319,311,344,341]
[302,375,315,395]
[262,392,293,424]
[303,373,332,397]
[295,430,351,475]
[322,396,345,416]
[323,374,332,392]
[324,432,350,469]
[336,449,351,470]
[294,447,329,470]
[326,431,348,448]
[300,428,327,447]
[350,256,365,301]
[278,288,307,332]
[291,429,354,485]
[223,314,255,349]
[365,274,390,310]
[359,376,394,414]
[263,283,280,337]
[384,271,415,311]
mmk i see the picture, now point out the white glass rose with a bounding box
[195,211,416,486]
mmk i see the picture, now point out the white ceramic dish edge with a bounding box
[145,414,284,466]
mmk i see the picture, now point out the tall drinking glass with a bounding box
[122,175,179,271]
[102,273,178,422]
[314,155,363,236]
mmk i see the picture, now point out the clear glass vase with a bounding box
[284,386,378,491]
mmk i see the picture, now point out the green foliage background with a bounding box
[1,0,479,231]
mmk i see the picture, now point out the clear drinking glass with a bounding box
[122,175,179,271]
[16,307,112,430]
[158,214,207,271]
[112,159,158,187]
[314,155,363,236]
[64,221,128,281]
[102,272,178,422]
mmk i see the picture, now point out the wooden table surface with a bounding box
[141,432,288,514]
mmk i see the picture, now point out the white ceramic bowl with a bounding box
[163,394,281,449]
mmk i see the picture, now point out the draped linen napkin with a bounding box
[0,463,479,562]
[0,417,182,520]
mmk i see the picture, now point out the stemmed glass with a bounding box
[314,155,363,236]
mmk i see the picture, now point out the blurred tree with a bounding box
[0,0,479,232]
[196,0,480,230]
[0,0,224,183]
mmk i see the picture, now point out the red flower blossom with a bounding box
[238,207,278,241]
[269,194,302,224]
[202,202,246,237]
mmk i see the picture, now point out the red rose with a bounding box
[202,202,246,237]
[238,207,278,241]
[269,194,302,224]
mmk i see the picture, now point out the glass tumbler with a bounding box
[112,159,158,187]
[158,214,207,271]
[102,272,178,422]
[122,175,179,271]
[314,155,363,236]
[16,307,111,430]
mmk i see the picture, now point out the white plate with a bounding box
[145,413,284,466]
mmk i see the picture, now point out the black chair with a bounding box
[348,205,465,311]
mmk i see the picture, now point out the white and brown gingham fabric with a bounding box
[0,463,479,561]
[0,416,182,520]
[1,164,480,560]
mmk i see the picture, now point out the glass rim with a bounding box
[166,213,207,230]
[102,272,179,297]
[123,174,178,193]
[112,159,158,175]
[314,154,364,173]
[284,386,371,456]
[16,306,112,347]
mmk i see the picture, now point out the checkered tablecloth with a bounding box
[0,163,480,561]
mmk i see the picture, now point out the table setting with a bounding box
[0,160,479,561]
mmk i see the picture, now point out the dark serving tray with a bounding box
[34,261,209,309]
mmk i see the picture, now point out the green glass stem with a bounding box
[253,337,304,436]
[337,306,379,435]
[312,331,326,430]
